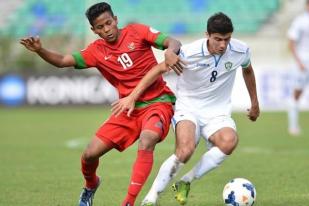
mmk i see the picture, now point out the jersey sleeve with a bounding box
[72,43,97,69]
[287,17,301,41]
[131,23,168,50]
[241,47,251,69]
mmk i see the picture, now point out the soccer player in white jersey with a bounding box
[287,0,309,136]
[111,12,260,205]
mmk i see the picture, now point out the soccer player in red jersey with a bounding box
[20,2,183,206]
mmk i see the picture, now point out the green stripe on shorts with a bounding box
[135,94,176,108]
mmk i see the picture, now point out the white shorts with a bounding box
[171,109,236,148]
[293,67,309,90]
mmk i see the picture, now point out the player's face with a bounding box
[91,12,119,43]
[207,32,232,55]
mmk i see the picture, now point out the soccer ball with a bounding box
[222,178,256,206]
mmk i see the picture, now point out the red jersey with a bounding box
[72,23,174,102]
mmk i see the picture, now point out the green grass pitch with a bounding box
[0,107,308,205]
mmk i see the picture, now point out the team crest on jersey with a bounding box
[128,42,135,51]
[225,61,233,71]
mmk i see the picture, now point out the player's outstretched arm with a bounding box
[20,36,75,68]
[111,62,168,117]
[242,64,260,121]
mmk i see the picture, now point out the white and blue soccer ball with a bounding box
[223,178,256,206]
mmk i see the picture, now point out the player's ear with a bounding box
[113,16,118,24]
[205,32,210,39]
[90,26,96,34]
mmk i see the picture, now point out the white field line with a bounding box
[66,137,89,149]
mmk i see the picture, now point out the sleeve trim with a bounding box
[242,60,251,69]
[72,52,87,69]
[154,33,168,50]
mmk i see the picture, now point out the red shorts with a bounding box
[96,103,174,152]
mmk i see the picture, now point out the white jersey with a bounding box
[176,38,251,118]
[287,11,309,65]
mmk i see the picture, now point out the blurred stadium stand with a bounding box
[2,0,309,109]
[0,0,86,37]
[0,0,283,76]
[112,0,279,34]
[0,0,23,28]
[0,0,279,37]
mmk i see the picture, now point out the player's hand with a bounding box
[164,50,186,75]
[111,96,136,117]
[299,63,306,72]
[247,104,260,121]
[20,36,42,52]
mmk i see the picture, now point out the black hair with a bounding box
[207,12,234,35]
[85,2,114,25]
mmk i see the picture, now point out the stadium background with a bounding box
[0,0,308,110]
[0,0,308,206]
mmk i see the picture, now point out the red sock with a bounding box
[81,157,99,189]
[122,150,154,206]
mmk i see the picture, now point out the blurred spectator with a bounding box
[287,0,309,136]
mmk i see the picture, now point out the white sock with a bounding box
[288,98,299,130]
[142,154,184,203]
[181,147,227,183]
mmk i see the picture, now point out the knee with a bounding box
[175,144,195,163]
[82,149,98,163]
[217,135,238,155]
[138,129,163,151]
[294,90,302,100]
[138,134,160,151]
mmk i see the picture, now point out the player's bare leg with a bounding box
[176,128,237,205]
[142,121,196,205]
[288,89,302,136]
